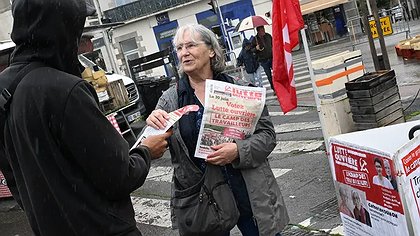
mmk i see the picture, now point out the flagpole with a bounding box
[300,26,329,149]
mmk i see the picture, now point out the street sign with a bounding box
[369,16,393,39]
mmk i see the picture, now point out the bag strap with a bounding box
[0,62,44,112]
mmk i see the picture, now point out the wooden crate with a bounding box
[345,70,405,131]
[101,79,129,112]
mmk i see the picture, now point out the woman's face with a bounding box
[375,161,383,176]
[384,162,392,177]
[176,30,214,76]
[352,194,362,209]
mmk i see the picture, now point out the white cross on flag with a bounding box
[272,0,304,113]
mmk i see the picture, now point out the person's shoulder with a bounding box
[161,82,177,100]
[384,178,393,187]
[31,66,82,85]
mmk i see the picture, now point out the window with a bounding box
[120,38,138,53]
[120,38,139,74]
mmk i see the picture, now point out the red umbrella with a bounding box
[235,15,272,32]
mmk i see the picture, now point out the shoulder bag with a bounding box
[172,164,240,236]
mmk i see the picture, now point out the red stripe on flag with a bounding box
[272,0,304,113]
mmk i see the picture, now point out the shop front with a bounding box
[300,0,360,46]
[304,5,347,45]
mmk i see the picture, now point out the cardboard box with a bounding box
[329,120,420,235]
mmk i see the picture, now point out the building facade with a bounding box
[90,0,363,78]
[1,0,366,78]
[90,0,271,78]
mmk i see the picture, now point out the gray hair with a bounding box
[351,191,359,200]
[339,186,347,198]
[173,24,225,75]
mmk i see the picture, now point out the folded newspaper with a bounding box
[194,80,266,158]
[131,105,199,150]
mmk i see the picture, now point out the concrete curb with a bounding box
[0,198,20,213]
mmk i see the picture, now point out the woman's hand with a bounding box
[256,44,264,51]
[146,109,170,130]
[206,143,239,166]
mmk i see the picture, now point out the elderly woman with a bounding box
[351,191,372,226]
[146,24,288,236]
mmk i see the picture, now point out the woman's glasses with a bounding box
[176,41,205,52]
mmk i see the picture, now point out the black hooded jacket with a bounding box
[236,38,259,74]
[0,0,150,235]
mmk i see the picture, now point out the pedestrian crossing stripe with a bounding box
[146,167,291,184]
[274,121,321,133]
[272,168,291,178]
[327,225,344,235]
[297,87,313,95]
[272,140,324,154]
[146,166,173,182]
[136,168,292,228]
[132,196,172,228]
[269,111,309,116]
[298,217,344,235]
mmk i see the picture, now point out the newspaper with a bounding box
[194,80,266,159]
[131,105,199,150]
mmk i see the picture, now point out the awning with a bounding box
[300,0,350,15]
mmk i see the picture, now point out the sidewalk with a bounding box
[295,19,420,121]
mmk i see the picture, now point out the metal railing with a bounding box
[347,7,411,49]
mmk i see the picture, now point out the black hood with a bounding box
[10,0,88,77]
[242,38,251,49]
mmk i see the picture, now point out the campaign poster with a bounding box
[396,142,420,235]
[331,143,409,236]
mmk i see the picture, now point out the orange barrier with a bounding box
[315,65,365,87]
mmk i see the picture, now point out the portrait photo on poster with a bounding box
[335,182,372,227]
[372,157,397,191]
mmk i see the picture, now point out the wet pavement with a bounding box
[1,19,420,236]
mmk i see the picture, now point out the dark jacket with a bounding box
[251,33,273,62]
[0,0,150,235]
[236,39,259,74]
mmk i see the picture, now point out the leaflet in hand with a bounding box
[131,105,199,150]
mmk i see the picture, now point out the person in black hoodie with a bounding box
[0,0,171,235]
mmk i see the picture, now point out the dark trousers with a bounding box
[221,215,259,236]
[220,215,283,236]
[260,59,273,91]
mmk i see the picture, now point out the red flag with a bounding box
[272,0,304,113]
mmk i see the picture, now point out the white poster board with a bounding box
[329,120,420,235]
